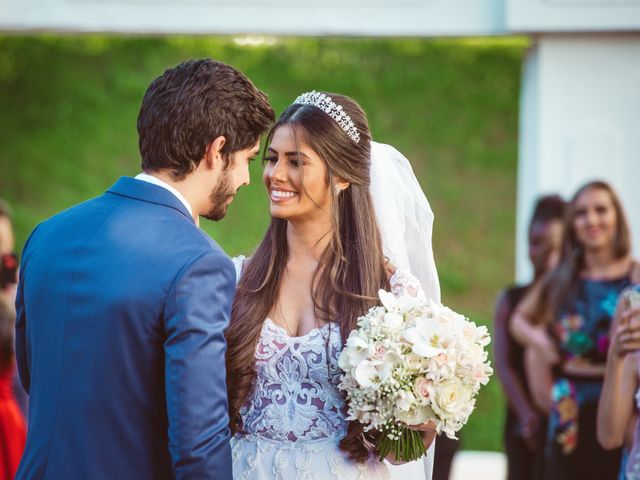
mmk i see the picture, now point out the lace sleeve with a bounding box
[389,267,426,299]
[232,255,246,287]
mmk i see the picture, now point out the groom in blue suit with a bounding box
[14,59,274,479]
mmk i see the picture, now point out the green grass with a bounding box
[0,34,528,451]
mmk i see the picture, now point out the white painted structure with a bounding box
[1,0,639,282]
[516,34,640,281]
[0,0,507,35]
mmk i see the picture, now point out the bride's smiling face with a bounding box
[263,125,332,221]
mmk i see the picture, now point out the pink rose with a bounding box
[414,376,431,400]
[435,352,449,366]
[374,343,387,359]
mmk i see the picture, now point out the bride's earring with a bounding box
[334,186,341,195]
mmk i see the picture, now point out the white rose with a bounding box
[395,403,436,426]
[404,352,427,371]
[432,378,473,418]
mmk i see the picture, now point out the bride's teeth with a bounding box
[272,190,297,199]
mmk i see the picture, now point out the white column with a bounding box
[516,34,640,282]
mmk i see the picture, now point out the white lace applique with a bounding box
[239,319,347,443]
[389,267,426,299]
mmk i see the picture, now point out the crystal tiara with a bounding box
[292,91,360,144]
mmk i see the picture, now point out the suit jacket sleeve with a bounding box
[164,250,236,479]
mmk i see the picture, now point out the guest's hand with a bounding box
[610,306,640,359]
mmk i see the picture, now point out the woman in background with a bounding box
[0,298,26,480]
[511,180,637,480]
[494,194,565,480]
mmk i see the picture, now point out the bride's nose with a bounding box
[269,159,288,183]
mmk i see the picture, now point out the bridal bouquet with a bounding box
[338,290,493,462]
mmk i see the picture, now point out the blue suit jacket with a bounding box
[15,177,235,480]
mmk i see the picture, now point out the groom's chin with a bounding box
[202,206,227,222]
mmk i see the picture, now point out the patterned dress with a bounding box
[230,257,432,480]
[545,276,631,480]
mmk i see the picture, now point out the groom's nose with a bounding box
[242,162,251,186]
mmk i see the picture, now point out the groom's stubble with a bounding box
[203,166,236,221]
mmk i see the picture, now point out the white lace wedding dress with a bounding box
[231,257,433,480]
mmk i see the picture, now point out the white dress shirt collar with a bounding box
[135,173,194,217]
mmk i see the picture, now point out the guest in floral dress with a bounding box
[511,181,636,480]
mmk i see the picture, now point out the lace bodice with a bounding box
[240,319,346,442]
[232,256,425,444]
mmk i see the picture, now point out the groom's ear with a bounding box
[204,136,227,170]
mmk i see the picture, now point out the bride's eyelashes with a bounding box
[263,155,306,167]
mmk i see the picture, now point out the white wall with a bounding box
[507,0,640,32]
[0,0,505,35]
[516,34,640,282]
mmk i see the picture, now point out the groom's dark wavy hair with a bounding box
[137,59,274,180]
[227,93,390,463]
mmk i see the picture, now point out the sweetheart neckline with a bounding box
[263,317,337,340]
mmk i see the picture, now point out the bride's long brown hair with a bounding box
[226,93,389,462]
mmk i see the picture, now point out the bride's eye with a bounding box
[263,155,277,163]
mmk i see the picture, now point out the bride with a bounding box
[226,91,440,479]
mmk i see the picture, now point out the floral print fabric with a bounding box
[548,277,631,455]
